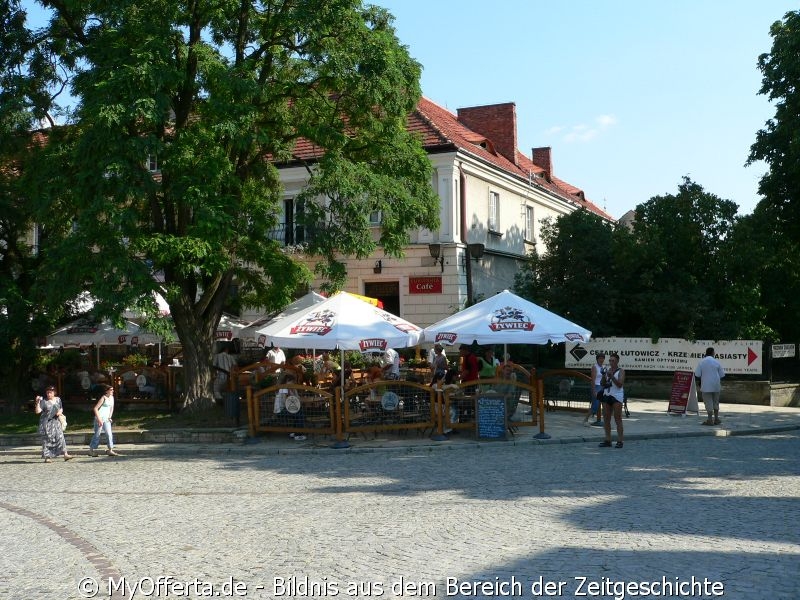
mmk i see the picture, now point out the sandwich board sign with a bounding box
[668,371,699,415]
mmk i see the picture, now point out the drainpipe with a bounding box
[459,166,474,306]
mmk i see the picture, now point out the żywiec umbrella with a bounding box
[47,318,162,347]
[258,292,421,351]
[239,292,327,346]
[422,290,591,347]
[216,313,250,342]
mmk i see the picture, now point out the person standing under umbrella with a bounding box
[33,386,73,463]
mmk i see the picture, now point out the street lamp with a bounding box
[428,243,444,272]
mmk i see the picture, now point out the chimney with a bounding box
[532,147,553,179]
[457,103,518,165]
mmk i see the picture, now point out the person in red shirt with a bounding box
[459,344,480,384]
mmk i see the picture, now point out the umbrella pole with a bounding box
[330,347,350,449]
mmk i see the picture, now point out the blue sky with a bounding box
[374,0,797,219]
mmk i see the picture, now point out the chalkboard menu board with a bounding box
[476,395,507,441]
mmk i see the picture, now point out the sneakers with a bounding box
[293,435,307,441]
[107,449,120,457]
[598,440,612,447]
[88,449,98,457]
[590,420,603,427]
[615,441,624,449]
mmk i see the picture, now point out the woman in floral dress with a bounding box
[33,386,73,462]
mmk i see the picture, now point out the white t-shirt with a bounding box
[97,395,114,422]
[383,348,400,378]
[266,348,286,365]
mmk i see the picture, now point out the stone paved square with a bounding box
[1,432,798,599]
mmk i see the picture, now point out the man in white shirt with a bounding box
[266,345,286,366]
[382,347,401,380]
[694,347,726,426]
[213,344,238,400]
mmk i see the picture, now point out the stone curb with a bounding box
[2,423,797,458]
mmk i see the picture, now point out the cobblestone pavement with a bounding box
[1,431,799,600]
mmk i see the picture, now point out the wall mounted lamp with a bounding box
[373,259,383,274]
[468,243,485,261]
[428,243,444,272]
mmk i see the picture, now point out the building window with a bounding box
[146,154,159,172]
[488,191,499,232]
[525,205,534,242]
[283,198,305,245]
[369,210,382,225]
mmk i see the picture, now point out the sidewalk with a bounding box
[2,399,799,457]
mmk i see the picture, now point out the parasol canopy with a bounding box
[422,290,591,347]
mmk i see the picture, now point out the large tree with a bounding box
[9,0,439,410]
[0,0,79,410]
[514,208,620,337]
[749,10,800,242]
[626,177,752,340]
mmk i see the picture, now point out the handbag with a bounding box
[596,389,605,402]
[57,413,67,430]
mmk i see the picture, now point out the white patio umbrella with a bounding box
[239,292,326,346]
[422,290,591,348]
[258,292,422,389]
[47,318,163,347]
[259,291,422,351]
[216,313,250,342]
[46,318,163,369]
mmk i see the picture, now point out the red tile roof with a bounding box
[284,96,615,221]
[415,97,614,221]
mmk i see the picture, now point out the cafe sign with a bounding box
[409,276,442,294]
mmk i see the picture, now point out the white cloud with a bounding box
[555,114,618,144]
[596,114,618,128]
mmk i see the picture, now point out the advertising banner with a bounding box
[771,343,796,359]
[565,338,762,375]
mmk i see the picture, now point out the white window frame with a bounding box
[525,205,534,242]
[369,210,382,225]
[488,191,499,232]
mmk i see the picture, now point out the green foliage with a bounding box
[5,0,438,409]
[517,179,773,342]
[627,177,747,339]
[514,208,621,337]
[749,10,800,242]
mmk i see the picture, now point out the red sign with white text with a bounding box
[409,276,442,294]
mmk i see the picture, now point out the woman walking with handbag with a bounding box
[33,386,73,462]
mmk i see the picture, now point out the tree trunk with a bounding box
[175,320,217,413]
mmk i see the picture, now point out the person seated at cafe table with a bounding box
[381,347,401,380]
[314,351,340,384]
[459,344,480,385]
[478,347,500,379]
[429,344,448,385]
[273,372,306,441]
